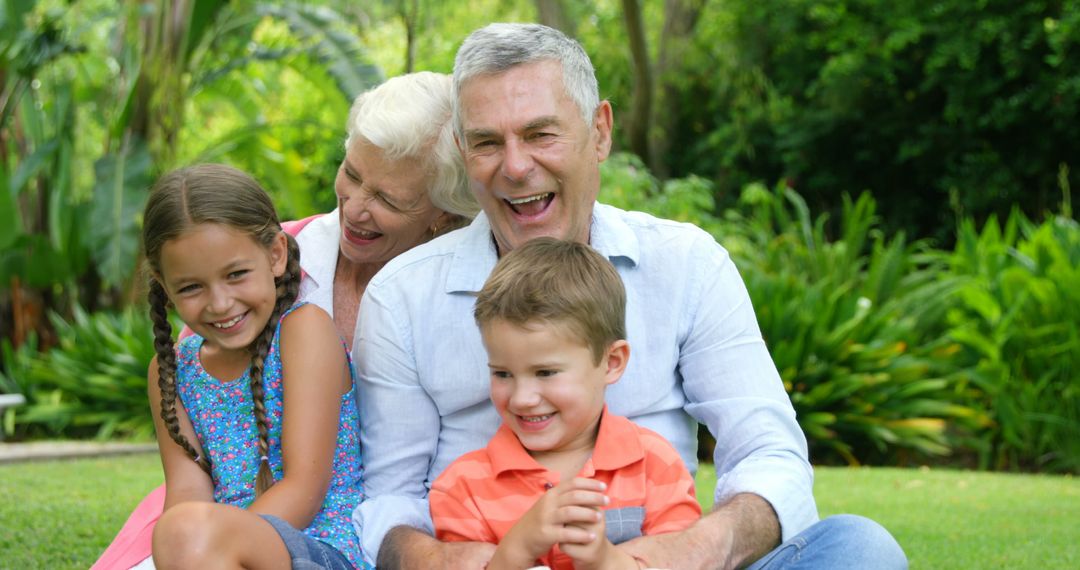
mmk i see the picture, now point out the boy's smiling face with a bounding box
[481,318,628,463]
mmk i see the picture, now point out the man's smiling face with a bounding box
[457,59,612,255]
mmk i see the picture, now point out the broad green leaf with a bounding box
[89,141,152,287]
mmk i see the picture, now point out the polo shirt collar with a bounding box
[487,406,645,477]
[443,202,640,295]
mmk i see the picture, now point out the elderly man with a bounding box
[353,23,907,570]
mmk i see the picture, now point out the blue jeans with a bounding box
[258,514,358,570]
[746,515,908,569]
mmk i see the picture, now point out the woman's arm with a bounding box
[147,356,214,510]
[247,304,350,529]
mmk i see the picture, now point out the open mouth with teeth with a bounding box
[515,412,556,432]
[506,192,555,217]
[211,313,246,330]
[344,226,382,243]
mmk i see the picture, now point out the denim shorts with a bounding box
[259,514,355,570]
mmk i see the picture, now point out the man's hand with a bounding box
[618,493,780,570]
[489,477,610,569]
[378,526,496,570]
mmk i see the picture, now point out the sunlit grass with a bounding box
[2,454,1077,569]
[697,463,1079,569]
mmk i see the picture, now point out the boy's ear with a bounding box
[603,339,630,386]
[269,231,288,277]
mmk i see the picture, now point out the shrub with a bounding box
[679,0,1080,243]
[945,209,1080,472]
[601,152,723,236]
[720,183,987,465]
[0,306,156,440]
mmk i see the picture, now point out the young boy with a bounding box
[429,237,702,570]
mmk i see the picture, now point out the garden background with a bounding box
[1,0,1077,567]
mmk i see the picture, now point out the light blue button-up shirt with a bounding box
[352,203,818,564]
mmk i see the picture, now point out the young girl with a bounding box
[143,164,368,569]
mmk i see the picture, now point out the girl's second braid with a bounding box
[248,233,302,496]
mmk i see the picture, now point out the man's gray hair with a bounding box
[452,23,599,138]
[345,71,478,218]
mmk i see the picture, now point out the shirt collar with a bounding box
[589,203,641,268]
[443,202,640,295]
[445,211,500,294]
[487,406,644,477]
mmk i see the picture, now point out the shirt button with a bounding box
[543,482,554,490]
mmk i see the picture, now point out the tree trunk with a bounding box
[535,0,577,38]
[621,0,653,168]
[400,0,419,72]
[651,0,705,179]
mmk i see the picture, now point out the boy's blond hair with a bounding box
[474,237,626,364]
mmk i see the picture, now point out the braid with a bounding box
[142,164,303,495]
[149,279,212,476]
[249,233,302,496]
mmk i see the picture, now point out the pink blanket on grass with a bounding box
[90,484,165,570]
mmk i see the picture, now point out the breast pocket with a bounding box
[604,506,645,544]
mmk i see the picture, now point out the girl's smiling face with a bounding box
[157,223,287,359]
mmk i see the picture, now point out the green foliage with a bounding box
[600,152,723,235]
[182,3,382,219]
[679,0,1080,241]
[257,3,383,101]
[0,306,156,441]
[360,0,535,75]
[1,1,382,332]
[721,183,986,465]
[945,209,1080,472]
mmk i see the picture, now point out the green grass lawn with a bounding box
[2,454,1077,568]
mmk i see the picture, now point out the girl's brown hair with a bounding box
[143,164,300,495]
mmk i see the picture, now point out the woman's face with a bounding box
[334,139,445,266]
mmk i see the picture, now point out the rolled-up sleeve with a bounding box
[678,235,818,540]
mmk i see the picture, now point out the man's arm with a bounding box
[638,232,816,568]
[354,280,502,567]
[378,526,496,570]
[620,493,779,570]
[353,286,445,561]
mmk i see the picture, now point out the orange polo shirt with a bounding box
[430,408,701,570]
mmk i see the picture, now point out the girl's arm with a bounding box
[147,356,214,509]
[247,304,350,529]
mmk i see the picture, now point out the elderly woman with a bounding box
[293,70,476,346]
[92,71,477,570]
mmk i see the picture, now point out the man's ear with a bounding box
[593,100,614,163]
[269,231,288,278]
[603,339,630,386]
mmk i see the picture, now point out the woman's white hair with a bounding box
[345,72,478,218]
[452,23,599,138]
